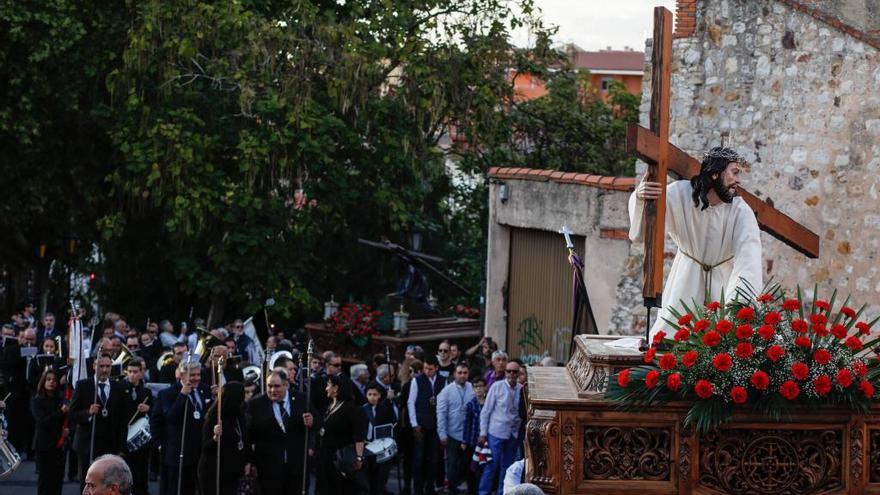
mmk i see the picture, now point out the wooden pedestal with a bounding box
[525,335,880,495]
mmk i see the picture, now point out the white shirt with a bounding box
[629,180,762,338]
[479,379,522,440]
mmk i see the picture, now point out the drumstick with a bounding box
[1,392,10,403]
[128,396,149,426]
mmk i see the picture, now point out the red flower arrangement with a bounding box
[608,285,880,431]
[326,303,381,343]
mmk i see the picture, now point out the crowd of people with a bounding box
[0,302,553,495]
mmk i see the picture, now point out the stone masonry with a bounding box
[629,0,880,319]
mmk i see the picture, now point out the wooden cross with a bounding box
[628,7,820,309]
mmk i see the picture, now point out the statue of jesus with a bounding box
[629,147,763,339]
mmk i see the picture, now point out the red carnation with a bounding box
[767,345,785,362]
[716,320,733,334]
[831,324,847,339]
[795,336,812,349]
[735,342,754,359]
[735,324,754,340]
[645,370,660,389]
[678,314,693,326]
[814,375,832,396]
[750,370,770,390]
[682,350,698,368]
[659,353,677,370]
[712,353,733,372]
[854,360,867,377]
[813,349,832,365]
[666,373,681,392]
[791,362,809,380]
[845,336,863,351]
[841,306,856,319]
[811,313,827,326]
[694,379,714,399]
[617,369,631,388]
[815,300,830,311]
[736,307,755,322]
[836,368,853,388]
[757,293,774,303]
[705,301,721,312]
[702,331,721,347]
[694,319,711,332]
[859,380,875,399]
[758,325,776,341]
[730,386,748,404]
[644,348,656,363]
[792,319,808,333]
[856,322,871,335]
[782,299,801,312]
[779,380,801,400]
[674,328,691,342]
[812,324,829,337]
[652,331,667,346]
[764,311,782,326]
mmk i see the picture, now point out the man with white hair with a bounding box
[370,364,399,418]
[350,363,370,406]
[83,453,133,495]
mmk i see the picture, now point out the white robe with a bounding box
[628,180,763,338]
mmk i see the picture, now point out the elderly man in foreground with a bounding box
[83,454,133,495]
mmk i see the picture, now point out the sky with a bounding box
[511,0,677,51]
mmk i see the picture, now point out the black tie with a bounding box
[279,402,289,421]
[99,383,107,405]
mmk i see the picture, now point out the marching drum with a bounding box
[126,417,152,452]
[0,428,20,480]
[365,437,397,464]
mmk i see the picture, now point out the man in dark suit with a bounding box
[69,354,127,493]
[158,342,187,384]
[154,359,210,495]
[36,312,68,356]
[247,369,316,495]
[122,357,153,495]
[364,383,397,495]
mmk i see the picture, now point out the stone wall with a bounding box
[635,0,880,314]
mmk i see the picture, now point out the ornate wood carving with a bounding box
[868,429,880,482]
[562,419,575,482]
[698,428,843,494]
[679,423,693,479]
[852,425,864,482]
[527,416,559,486]
[583,426,672,481]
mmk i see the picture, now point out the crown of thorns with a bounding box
[703,147,741,162]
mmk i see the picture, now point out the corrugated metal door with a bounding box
[507,227,592,361]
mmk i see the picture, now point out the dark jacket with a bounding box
[122,380,153,452]
[155,382,212,466]
[31,394,66,451]
[246,391,317,478]
[361,402,396,441]
[69,378,127,456]
[413,374,445,430]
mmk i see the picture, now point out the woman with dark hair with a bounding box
[31,369,69,495]
[27,338,65,389]
[198,381,252,495]
[316,373,368,493]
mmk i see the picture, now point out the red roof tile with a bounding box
[488,167,635,191]
[572,50,644,72]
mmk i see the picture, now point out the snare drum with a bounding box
[126,417,152,452]
[365,437,397,464]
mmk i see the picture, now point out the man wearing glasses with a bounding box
[477,361,522,495]
[436,342,455,382]
[230,319,257,364]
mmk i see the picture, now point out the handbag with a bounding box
[236,473,261,495]
[333,444,358,476]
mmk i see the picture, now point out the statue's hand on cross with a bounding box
[636,180,663,201]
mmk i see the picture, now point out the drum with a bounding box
[365,437,397,464]
[0,429,21,480]
[126,417,152,452]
